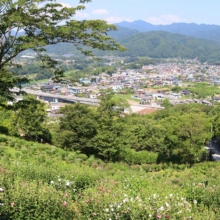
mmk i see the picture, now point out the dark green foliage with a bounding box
[161,98,173,108]
[10,63,54,81]
[121,148,158,164]
[56,103,98,154]
[171,86,182,93]
[55,96,212,164]
[10,95,51,142]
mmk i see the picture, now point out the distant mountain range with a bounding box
[14,21,220,63]
[106,31,220,63]
[35,30,220,63]
[115,20,220,42]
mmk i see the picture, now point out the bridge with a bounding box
[10,88,100,106]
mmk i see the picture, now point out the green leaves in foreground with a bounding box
[0,0,125,100]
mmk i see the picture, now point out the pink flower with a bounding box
[62,201,67,207]
[157,214,162,219]
[11,202,15,207]
[165,214,170,219]
[65,193,68,197]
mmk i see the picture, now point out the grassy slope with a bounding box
[1,134,220,219]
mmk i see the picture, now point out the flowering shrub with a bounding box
[0,135,220,219]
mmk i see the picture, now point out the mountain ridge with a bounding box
[115,20,220,42]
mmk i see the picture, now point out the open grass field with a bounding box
[112,94,140,103]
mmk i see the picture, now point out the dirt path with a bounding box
[127,100,139,105]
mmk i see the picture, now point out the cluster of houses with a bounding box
[22,58,220,114]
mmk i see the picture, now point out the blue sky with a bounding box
[59,0,220,25]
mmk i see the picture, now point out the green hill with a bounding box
[43,30,220,63]
[114,31,220,62]
[1,134,220,219]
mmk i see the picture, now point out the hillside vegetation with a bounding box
[1,93,220,219]
[42,31,220,63]
[1,134,220,219]
[1,94,217,165]
[115,31,220,62]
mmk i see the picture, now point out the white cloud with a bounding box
[92,9,109,15]
[75,11,90,19]
[105,17,133,24]
[145,14,186,25]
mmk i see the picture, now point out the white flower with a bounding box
[165,202,170,207]
[105,208,109,212]
[153,194,157,199]
[169,193,173,197]
[193,200,197,204]
[0,188,4,192]
[124,194,128,197]
[58,178,61,182]
[149,214,152,217]
[158,206,164,211]
[111,208,114,212]
[123,198,129,203]
[66,181,70,186]
[50,181,54,184]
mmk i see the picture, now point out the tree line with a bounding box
[1,93,219,165]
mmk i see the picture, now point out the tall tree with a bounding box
[56,103,98,155]
[10,95,51,142]
[0,0,125,102]
[91,90,129,161]
[159,112,211,163]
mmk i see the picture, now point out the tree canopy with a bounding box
[0,0,125,102]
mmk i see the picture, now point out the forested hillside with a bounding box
[114,31,220,62]
[40,30,220,63]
